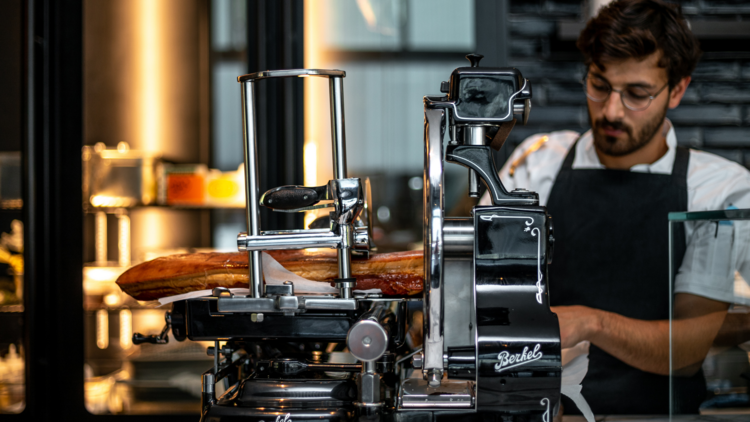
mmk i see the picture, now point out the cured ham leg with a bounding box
[116,249,424,301]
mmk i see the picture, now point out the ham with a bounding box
[116,249,424,301]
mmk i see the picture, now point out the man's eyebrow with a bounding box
[588,73,657,89]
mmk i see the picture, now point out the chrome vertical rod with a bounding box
[338,249,353,298]
[330,75,353,298]
[329,76,347,180]
[241,80,263,299]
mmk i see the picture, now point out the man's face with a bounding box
[586,53,671,157]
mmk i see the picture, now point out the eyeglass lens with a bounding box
[584,76,654,110]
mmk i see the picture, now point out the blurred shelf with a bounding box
[0,305,22,313]
[85,203,245,213]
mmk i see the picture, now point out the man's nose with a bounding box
[603,91,626,121]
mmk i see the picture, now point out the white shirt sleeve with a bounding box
[675,150,750,304]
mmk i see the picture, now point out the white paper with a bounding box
[157,288,250,306]
[157,251,381,306]
[560,341,595,422]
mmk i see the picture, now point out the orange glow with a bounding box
[304,1,334,191]
[138,0,162,153]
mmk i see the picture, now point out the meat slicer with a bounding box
[136,54,561,421]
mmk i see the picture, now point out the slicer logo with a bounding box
[494,344,543,372]
[259,414,292,422]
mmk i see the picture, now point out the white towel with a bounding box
[560,341,595,422]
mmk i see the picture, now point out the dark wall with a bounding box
[498,0,750,169]
[0,0,22,152]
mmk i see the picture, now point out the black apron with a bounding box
[546,138,706,414]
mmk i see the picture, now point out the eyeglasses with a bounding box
[582,74,669,111]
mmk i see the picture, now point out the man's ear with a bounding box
[668,76,691,109]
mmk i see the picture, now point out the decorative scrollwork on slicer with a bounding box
[480,215,544,304]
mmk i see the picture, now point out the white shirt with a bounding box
[480,124,750,304]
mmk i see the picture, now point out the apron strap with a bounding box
[671,146,690,189]
[560,136,581,171]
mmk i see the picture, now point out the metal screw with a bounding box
[362,336,372,346]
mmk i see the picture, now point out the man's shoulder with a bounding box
[688,148,750,182]
[511,130,580,162]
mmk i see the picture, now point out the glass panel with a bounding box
[670,209,750,416]
[304,0,475,251]
[0,151,25,413]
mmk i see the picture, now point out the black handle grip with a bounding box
[132,332,169,345]
[260,185,327,210]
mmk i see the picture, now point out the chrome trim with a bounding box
[238,69,345,82]
[444,218,474,255]
[329,77,348,180]
[217,297,276,313]
[423,108,445,386]
[238,230,342,251]
[304,297,357,310]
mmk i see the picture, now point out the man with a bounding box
[482,0,750,414]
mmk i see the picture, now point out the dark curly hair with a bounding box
[577,0,701,88]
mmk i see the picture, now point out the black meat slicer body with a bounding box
[137,55,561,421]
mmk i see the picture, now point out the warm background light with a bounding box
[139,0,162,154]
[304,0,334,190]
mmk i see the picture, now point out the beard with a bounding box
[589,103,668,157]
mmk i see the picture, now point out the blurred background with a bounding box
[3,0,750,418]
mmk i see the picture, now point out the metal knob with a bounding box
[466,53,484,67]
[347,319,388,362]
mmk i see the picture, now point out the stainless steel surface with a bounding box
[412,352,424,369]
[216,296,357,313]
[238,69,346,82]
[212,286,233,297]
[237,227,369,252]
[217,297,276,313]
[241,80,263,299]
[303,297,357,311]
[443,258,474,349]
[202,371,215,396]
[423,107,446,384]
[237,230,342,251]
[465,125,487,146]
[337,248,352,298]
[329,76,347,180]
[265,282,294,296]
[514,98,531,125]
[329,178,364,226]
[213,340,219,375]
[444,217,474,255]
[233,378,357,407]
[465,126,489,197]
[358,361,382,406]
[400,378,475,409]
[347,320,389,362]
[276,295,299,311]
[329,178,362,298]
